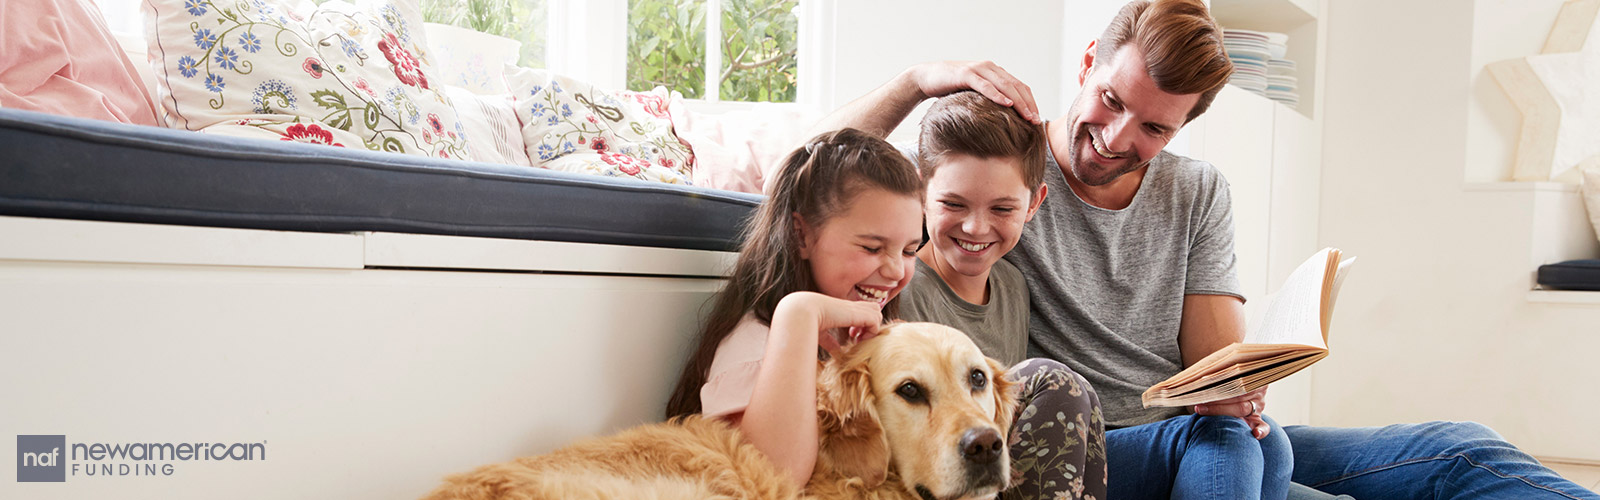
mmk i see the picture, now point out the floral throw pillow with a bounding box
[143,0,474,159]
[504,66,695,185]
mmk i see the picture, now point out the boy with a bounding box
[898,91,1046,367]
[897,91,1105,500]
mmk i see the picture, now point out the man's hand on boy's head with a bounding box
[904,61,1041,124]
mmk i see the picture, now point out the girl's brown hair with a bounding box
[664,128,924,418]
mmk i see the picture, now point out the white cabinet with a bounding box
[1186,87,1325,427]
[1179,0,1328,425]
[1190,87,1278,299]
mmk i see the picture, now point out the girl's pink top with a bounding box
[699,313,770,419]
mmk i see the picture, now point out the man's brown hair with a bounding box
[1096,0,1233,123]
[916,91,1047,195]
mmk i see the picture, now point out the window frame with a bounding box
[550,0,832,112]
[95,0,835,111]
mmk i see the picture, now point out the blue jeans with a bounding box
[1107,414,1293,500]
[1286,422,1600,500]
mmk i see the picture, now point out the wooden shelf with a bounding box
[1210,0,1323,120]
[1528,290,1600,305]
[1211,0,1316,29]
[1462,181,1580,193]
[1224,81,1309,115]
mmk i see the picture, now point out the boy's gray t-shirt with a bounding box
[899,257,1030,366]
[1005,142,1242,428]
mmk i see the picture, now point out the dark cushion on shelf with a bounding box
[0,108,762,252]
[1537,259,1600,292]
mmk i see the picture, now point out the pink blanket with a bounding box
[0,0,158,125]
[669,98,819,195]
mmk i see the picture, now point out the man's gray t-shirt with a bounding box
[1004,141,1242,428]
[899,257,1030,366]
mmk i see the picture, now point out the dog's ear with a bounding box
[815,354,890,488]
[988,357,1020,438]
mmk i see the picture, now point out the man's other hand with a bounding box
[1193,386,1271,439]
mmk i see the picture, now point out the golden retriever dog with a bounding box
[419,322,1019,500]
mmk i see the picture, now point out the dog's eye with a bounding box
[970,369,988,391]
[896,381,926,403]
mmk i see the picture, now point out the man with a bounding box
[814,1,1600,499]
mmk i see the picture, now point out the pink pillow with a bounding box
[667,97,818,194]
[0,0,159,125]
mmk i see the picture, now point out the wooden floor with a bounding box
[1544,458,1600,492]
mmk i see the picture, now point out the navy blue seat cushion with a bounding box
[1537,259,1600,292]
[0,108,762,251]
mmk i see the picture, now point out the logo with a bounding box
[17,435,66,482]
[16,435,267,482]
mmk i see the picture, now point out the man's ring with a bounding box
[1248,400,1260,417]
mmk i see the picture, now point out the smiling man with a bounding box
[812,1,1600,499]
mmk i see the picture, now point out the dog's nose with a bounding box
[960,428,1003,464]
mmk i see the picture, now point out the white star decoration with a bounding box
[1488,0,1600,181]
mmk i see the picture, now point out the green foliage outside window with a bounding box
[420,0,547,69]
[718,0,797,102]
[627,0,798,102]
[627,0,708,98]
[312,0,794,101]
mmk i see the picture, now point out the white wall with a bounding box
[1316,0,1600,461]
[1058,1,1127,112]
[1465,0,1568,183]
[829,0,1065,141]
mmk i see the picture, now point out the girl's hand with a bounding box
[846,326,879,346]
[776,292,883,358]
[1193,387,1271,439]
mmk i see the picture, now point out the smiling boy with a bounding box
[894,92,1107,500]
[897,91,1046,366]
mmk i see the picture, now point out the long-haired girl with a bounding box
[664,128,925,486]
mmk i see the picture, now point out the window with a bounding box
[93,0,829,107]
[625,0,799,103]
[420,0,548,68]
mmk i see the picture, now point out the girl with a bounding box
[664,128,926,487]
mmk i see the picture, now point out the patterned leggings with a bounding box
[1002,358,1108,500]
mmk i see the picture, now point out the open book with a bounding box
[1141,248,1355,408]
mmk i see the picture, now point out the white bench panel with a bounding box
[0,261,723,500]
[363,231,738,277]
[0,216,364,269]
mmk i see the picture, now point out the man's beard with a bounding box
[1067,121,1148,187]
[1059,100,1149,187]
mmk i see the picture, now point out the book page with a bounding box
[1144,248,1352,408]
[1322,256,1357,337]
[1243,248,1336,347]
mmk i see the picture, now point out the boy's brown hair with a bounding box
[916,91,1047,196]
[1097,0,1233,123]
